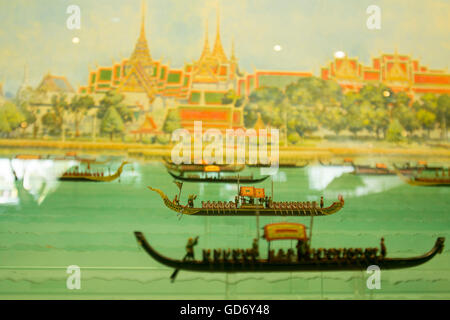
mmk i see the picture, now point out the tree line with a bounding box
[243,77,449,144]
[0,89,133,141]
[2,79,449,144]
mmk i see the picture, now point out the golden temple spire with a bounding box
[230,37,236,61]
[139,0,146,40]
[199,19,211,61]
[129,0,152,65]
[212,5,228,63]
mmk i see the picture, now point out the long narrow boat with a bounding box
[167,171,269,184]
[148,186,344,216]
[59,161,128,182]
[395,169,450,187]
[134,227,445,280]
[392,162,444,173]
[352,163,416,176]
[15,154,42,160]
[54,156,111,164]
[163,157,245,173]
[247,161,309,168]
[319,158,354,167]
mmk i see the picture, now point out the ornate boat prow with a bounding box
[147,186,201,215]
[147,186,169,201]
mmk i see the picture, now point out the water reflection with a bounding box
[307,165,403,199]
[0,159,18,205]
[0,158,77,206]
[308,165,354,190]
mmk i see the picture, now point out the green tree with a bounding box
[421,93,438,113]
[97,90,133,123]
[97,90,132,140]
[41,110,60,136]
[162,109,181,134]
[358,84,392,138]
[287,107,318,138]
[285,77,343,123]
[249,86,285,105]
[14,86,40,137]
[50,94,69,140]
[322,106,347,136]
[246,87,287,142]
[222,89,245,107]
[342,92,364,137]
[0,112,10,135]
[101,106,124,141]
[437,94,449,140]
[392,101,419,137]
[386,119,404,143]
[285,77,342,109]
[0,102,25,137]
[244,103,259,128]
[70,95,95,137]
[287,131,301,145]
[416,108,436,138]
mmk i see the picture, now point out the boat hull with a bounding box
[406,179,450,187]
[148,187,344,216]
[352,166,415,176]
[134,232,445,273]
[59,177,105,182]
[167,171,269,184]
[248,162,309,168]
[58,161,128,182]
[394,168,450,187]
[163,159,245,173]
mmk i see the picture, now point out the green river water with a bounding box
[0,157,449,299]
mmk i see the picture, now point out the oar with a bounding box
[170,268,180,282]
[171,251,190,282]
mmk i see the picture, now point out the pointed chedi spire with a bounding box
[199,19,211,61]
[212,5,228,63]
[129,0,153,67]
[17,64,29,97]
[230,37,237,61]
[139,0,146,41]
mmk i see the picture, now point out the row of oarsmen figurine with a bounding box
[197,239,387,263]
[200,200,322,209]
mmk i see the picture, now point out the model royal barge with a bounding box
[167,165,269,184]
[59,161,128,182]
[163,157,245,173]
[148,185,344,216]
[134,222,445,281]
[351,163,416,176]
[247,161,309,168]
[396,169,450,187]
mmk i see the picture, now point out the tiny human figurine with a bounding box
[252,238,259,257]
[187,194,197,208]
[320,196,324,209]
[223,249,231,261]
[277,249,285,261]
[296,239,307,260]
[380,237,386,258]
[202,249,211,262]
[184,236,199,261]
